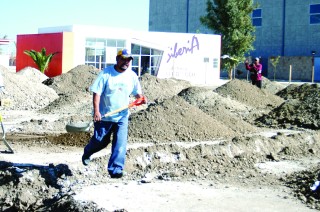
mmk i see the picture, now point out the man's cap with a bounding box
[254,57,260,62]
[117,49,133,60]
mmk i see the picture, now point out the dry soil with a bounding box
[0,65,320,211]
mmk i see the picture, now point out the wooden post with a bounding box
[289,65,292,84]
[312,54,315,83]
[312,65,315,83]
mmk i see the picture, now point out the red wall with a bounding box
[16,33,64,77]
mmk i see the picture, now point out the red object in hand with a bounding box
[129,96,146,107]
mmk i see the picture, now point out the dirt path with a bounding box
[74,181,314,212]
[1,65,320,211]
[0,134,318,212]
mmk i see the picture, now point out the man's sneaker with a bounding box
[110,171,127,179]
[82,155,90,166]
[110,172,123,179]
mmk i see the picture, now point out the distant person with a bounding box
[245,57,262,88]
[82,49,147,179]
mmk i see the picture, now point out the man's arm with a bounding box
[93,93,102,121]
[252,64,262,73]
[245,63,253,71]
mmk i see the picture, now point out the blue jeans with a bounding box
[83,116,129,175]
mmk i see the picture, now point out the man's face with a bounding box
[117,56,132,71]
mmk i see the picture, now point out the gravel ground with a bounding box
[0,65,320,211]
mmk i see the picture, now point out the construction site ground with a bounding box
[0,65,320,211]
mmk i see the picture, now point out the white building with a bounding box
[18,25,221,85]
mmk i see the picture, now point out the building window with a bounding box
[252,9,262,26]
[85,38,125,70]
[310,4,320,24]
[213,58,219,68]
[131,43,163,77]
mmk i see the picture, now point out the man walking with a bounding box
[82,49,147,178]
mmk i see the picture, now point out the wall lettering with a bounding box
[166,35,200,63]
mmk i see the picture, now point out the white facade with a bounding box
[0,55,9,67]
[38,25,221,85]
[154,32,221,85]
[0,39,15,67]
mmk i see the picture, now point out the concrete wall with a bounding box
[253,0,320,59]
[149,0,187,32]
[252,0,284,59]
[16,33,65,77]
[149,0,211,33]
[235,56,316,82]
[267,56,313,81]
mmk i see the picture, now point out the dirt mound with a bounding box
[125,131,320,181]
[0,162,106,211]
[284,167,320,210]
[40,65,100,115]
[0,65,58,110]
[139,73,192,102]
[257,83,320,129]
[261,77,287,94]
[214,79,286,124]
[16,66,49,83]
[178,86,259,134]
[215,79,284,110]
[40,92,93,116]
[275,83,300,99]
[0,163,62,211]
[45,65,100,95]
[128,95,236,142]
[46,195,108,211]
[276,83,319,101]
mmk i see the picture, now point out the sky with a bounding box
[0,0,150,41]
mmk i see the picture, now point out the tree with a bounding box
[200,0,257,79]
[270,56,281,81]
[24,48,58,74]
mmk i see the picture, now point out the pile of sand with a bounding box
[257,83,320,129]
[0,65,58,110]
[2,64,319,135]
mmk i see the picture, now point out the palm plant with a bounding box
[24,48,58,74]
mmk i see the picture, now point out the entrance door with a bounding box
[131,55,141,77]
[315,57,320,82]
[141,56,150,75]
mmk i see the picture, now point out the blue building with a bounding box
[149,0,320,78]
